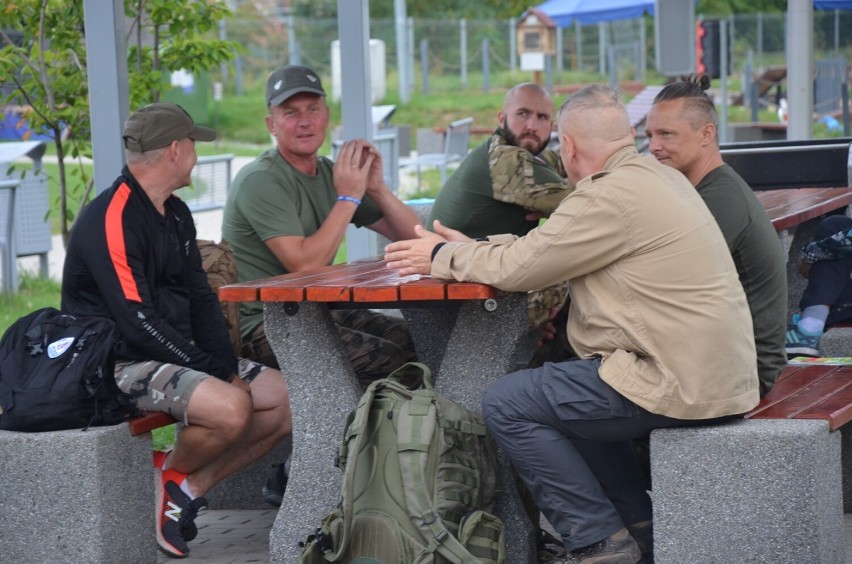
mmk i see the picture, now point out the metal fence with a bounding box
[219,11,852,95]
[176,154,233,212]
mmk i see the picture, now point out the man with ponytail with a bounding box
[646,75,787,394]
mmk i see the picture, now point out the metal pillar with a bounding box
[786,0,814,140]
[83,0,129,194]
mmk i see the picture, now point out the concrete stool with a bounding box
[0,424,155,563]
[651,419,845,564]
[819,326,852,357]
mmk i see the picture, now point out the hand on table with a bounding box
[385,225,447,276]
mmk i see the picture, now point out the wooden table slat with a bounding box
[249,262,392,302]
[447,282,498,300]
[755,187,852,231]
[218,285,262,302]
[304,267,406,302]
[399,278,449,301]
[261,287,306,302]
[351,273,425,302]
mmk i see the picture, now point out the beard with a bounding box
[502,120,548,154]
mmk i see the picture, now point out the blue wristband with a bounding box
[336,195,362,206]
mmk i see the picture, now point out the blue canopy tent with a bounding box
[536,0,851,29]
[534,0,654,28]
[814,1,852,8]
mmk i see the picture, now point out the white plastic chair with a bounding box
[402,117,473,189]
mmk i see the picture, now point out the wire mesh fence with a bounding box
[218,11,852,96]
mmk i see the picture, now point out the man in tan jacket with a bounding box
[385,84,759,564]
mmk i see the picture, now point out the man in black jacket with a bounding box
[61,103,291,559]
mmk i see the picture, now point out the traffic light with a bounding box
[696,18,731,79]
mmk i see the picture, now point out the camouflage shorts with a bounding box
[243,309,417,381]
[114,357,265,425]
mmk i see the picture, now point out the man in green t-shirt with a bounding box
[646,75,787,395]
[428,82,571,239]
[223,65,420,386]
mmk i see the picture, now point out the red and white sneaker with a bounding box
[154,467,207,557]
[153,449,171,470]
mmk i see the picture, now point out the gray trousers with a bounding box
[481,358,729,550]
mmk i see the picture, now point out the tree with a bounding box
[0,0,242,242]
[125,0,237,107]
[0,1,90,241]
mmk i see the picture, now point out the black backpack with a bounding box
[0,307,139,432]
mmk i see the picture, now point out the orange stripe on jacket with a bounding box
[105,183,142,302]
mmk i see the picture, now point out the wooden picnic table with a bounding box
[755,186,852,231]
[221,260,538,562]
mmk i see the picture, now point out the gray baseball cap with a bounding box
[122,103,216,153]
[265,65,326,107]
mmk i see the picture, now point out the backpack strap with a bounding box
[395,367,483,564]
[316,376,398,561]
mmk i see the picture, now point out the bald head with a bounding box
[556,84,634,182]
[499,82,555,154]
[503,82,552,111]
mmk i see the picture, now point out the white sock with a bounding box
[798,305,829,335]
[179,477,195,499]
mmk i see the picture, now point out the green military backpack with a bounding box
[299,362,506,564]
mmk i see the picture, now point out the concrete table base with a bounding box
[264,292,539,563]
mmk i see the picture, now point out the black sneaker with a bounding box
[261,460,289,508]
[156,472,208,558]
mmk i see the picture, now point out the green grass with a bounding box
[153,426,176,450]
[0,274,62,334]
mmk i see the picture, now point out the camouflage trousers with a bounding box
[527,282,576,367]
[526,282,570,329]
[243,309,418,381]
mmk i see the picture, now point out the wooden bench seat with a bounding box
[746,364,852,431]
[128,411,178,436]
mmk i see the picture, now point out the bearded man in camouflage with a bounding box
[428,83,573,347]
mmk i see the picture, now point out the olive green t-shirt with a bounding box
[428,131,570,239]
[697,164,787,391]
[222,148,382,337]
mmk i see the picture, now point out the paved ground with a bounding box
[165,510,852,563]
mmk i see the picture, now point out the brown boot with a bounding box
[626,521,653,564]
[571,527,641,563]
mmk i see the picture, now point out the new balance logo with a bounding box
[164,500,182,522]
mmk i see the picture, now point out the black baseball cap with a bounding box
[266,65,326,107]
[123,103,216,153]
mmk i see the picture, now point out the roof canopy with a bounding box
[532,0,654,28]
[814,0,852,8]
